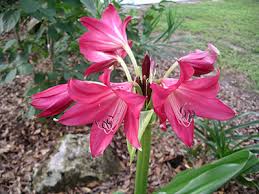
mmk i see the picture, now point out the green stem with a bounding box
[134,124,152,194]
[117,56,132,82]
[123,44,141,78]
[164,61,178,78]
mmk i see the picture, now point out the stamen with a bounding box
[96,115,114,134]
[168,94,195,127]
[95,100,127,134]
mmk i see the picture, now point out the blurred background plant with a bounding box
[0,0,180,117]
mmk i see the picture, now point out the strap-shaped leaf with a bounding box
[155,150,258,194]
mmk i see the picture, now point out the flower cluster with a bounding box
[31,4,235,157]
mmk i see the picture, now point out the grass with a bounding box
[160,0,259,89]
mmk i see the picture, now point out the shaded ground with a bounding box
[0,67,258,193]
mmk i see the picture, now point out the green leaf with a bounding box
[80,0,97,16]
[47,25,59,40]
[0,64,11,73]
[47,72,59,81]
[5,68,17,83]
[3,39,17,52]
[242,162,259,175]
[225,120,259,134]
[0,10,20,34]
[227,112,259,123]
[155,150,259,194]
[127,109,154,163]
[18,63,33,75]
[34,72,46,83]
[64,72,73,80]
[237,176,259,190]
[38,7,56,22]
[20,0,41,13]
[242,144,259,153]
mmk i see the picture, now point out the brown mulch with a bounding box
[0,68,258,194]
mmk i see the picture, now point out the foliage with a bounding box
[127,0,182,59]
[155,149,259,194]
[194,112,259,189]
[1,0,88,87]
[195,112,259,158]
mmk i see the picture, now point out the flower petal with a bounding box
[90,123,115,157]
[123,109,141,149]
[58,98,117,126]
[99,69,112,86]
[31,84,72,117]
[31,84,67,99]
[79,45,115,63]
[68,79,114,104]
[84,60,116,77]
[80,17,124,48]
[178,44,219,76]
[177,62,194,84]
[115,90,145,113]
[115,91,145,144]
[79,31,120,52]
[37,95,72,117]
[110,82,133,92]
[150,83,169,127]
[175,88,235,120]
[164,99,194,146]
[121,16,132,40]
[102,4,122,29]
[180,70,220,97]
[90,99,127,157]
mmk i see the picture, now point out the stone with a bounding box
[32,134,120,193]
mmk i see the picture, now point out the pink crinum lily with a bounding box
[82,41,132,76]
[151,63,235,146]
[178,44,220,76]
[79,4,132,76]
[31,84,72,117]
[58,70,145,157]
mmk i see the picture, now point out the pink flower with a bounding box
[179,44,220,76]
[79,4,132,76]
[151,64,235,146]
[83,41,132,76]
[79,4,131,52]
[31,84,72,117]
[58,70,145,157]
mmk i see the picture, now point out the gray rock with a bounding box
[32,134,120,193]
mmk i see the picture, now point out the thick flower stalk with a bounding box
[30,4,235,194]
